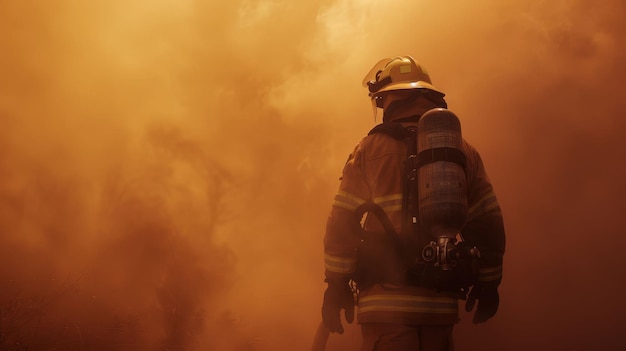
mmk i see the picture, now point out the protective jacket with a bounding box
[324,117,505,325]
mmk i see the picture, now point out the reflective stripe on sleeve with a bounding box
[324,253,357,274]
[478,265,503,283]
[373,193,403,213]
[358,294,458,314]
[467,191,500,221]
[333,190,367,211]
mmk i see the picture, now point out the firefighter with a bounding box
[321,56,506,350]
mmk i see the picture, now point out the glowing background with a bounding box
[1,0,625,350]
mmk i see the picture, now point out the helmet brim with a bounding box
[374,81,444,96]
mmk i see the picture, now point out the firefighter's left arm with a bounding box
[324,142,371,282]
[322,143,370,333]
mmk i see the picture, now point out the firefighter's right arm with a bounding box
[462,143,506,288]
[461,143,505,323]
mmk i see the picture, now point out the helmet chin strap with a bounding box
[371,98,380,123]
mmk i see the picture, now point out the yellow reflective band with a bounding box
[373,194,402,203]
[358,294,458,314]
[333,190,367,211]
[467,191,500,221]
[478,265,503,282]
[373,194,403,213]
[324,253,357,274]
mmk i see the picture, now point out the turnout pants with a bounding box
[360,323,454,351]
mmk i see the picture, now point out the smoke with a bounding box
[1,0,625,350]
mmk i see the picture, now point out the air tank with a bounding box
[417,108,468,239]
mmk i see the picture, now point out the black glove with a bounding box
[321,278,355,334]
[464,285,499,324]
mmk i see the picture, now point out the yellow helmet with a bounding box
[363,56,444,99]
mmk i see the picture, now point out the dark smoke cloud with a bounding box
[1,1,625,350]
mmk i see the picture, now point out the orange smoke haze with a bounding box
[1,0,625,350]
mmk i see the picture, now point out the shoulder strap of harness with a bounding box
[367,121,422,258]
